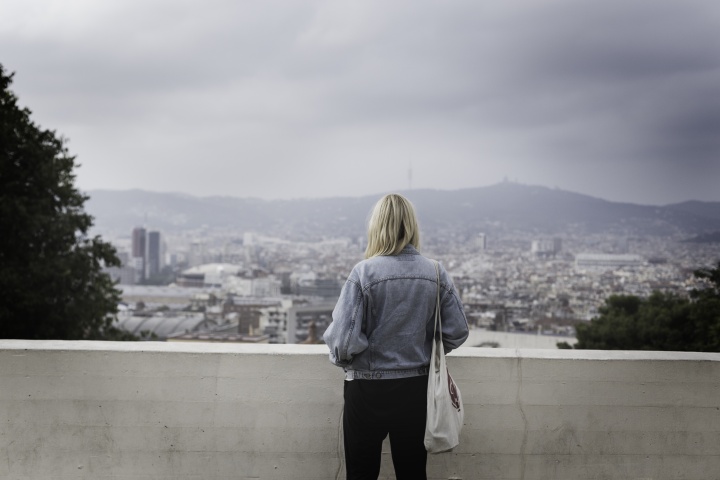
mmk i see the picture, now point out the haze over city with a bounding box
[2,0,719,204]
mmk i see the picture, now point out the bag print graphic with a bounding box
[448,372,461,411]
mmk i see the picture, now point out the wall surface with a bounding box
[465,329,577,349]
[1,340,719,480]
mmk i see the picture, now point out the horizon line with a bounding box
[80,181,718,207]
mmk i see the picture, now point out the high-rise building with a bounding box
[131,227,147,282]
[476,233,487,251]
[147,231,161,278]
[131,227,146,258]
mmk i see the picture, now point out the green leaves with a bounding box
[0,64,123,340]
[572,264,720,352]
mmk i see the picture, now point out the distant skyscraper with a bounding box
[476,233,487,251]
[132,227,147,282]
[132,227,146,258]
[147,231,161,278]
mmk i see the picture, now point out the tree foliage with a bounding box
[0,64,126,340]
[566,262,720,352]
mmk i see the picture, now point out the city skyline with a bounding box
[2,0,719,205]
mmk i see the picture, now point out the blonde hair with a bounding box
[365,194,421,258]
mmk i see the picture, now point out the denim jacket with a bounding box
[323,244,469,380]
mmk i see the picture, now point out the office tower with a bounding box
[131,227,147,282]
[147,231,161,278]
[476,233,487,251]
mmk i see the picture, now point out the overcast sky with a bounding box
[2,0,719,205]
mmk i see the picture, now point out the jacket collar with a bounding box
[400,244,420,255]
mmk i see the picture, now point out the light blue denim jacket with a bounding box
[323,244,469,380]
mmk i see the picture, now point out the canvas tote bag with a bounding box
[424,260,464,453]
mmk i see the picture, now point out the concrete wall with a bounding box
[465,329,577,349]
[1,340,718,480]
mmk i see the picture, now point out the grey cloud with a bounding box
[1,0,719,203]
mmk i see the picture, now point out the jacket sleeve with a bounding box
[323,274,369,367]
[439,266,469,353]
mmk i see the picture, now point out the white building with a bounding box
[575,253,643,270]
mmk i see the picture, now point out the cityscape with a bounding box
[3,0,719,475]
[100,190,720,348]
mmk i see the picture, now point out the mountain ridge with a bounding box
[84,183,720,239]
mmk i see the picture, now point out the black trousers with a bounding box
[343,375,428,480]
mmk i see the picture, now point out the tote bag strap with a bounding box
[433,260,442,347]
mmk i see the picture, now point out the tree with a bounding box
[562,262,720,352]
[691,261,720,300]
[0,64,126,340]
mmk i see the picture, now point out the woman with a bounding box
[323,193,469,480]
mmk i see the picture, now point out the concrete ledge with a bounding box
[1,340,719,480]
[5,339,718,361]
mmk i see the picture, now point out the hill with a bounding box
[84,183,720,239]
